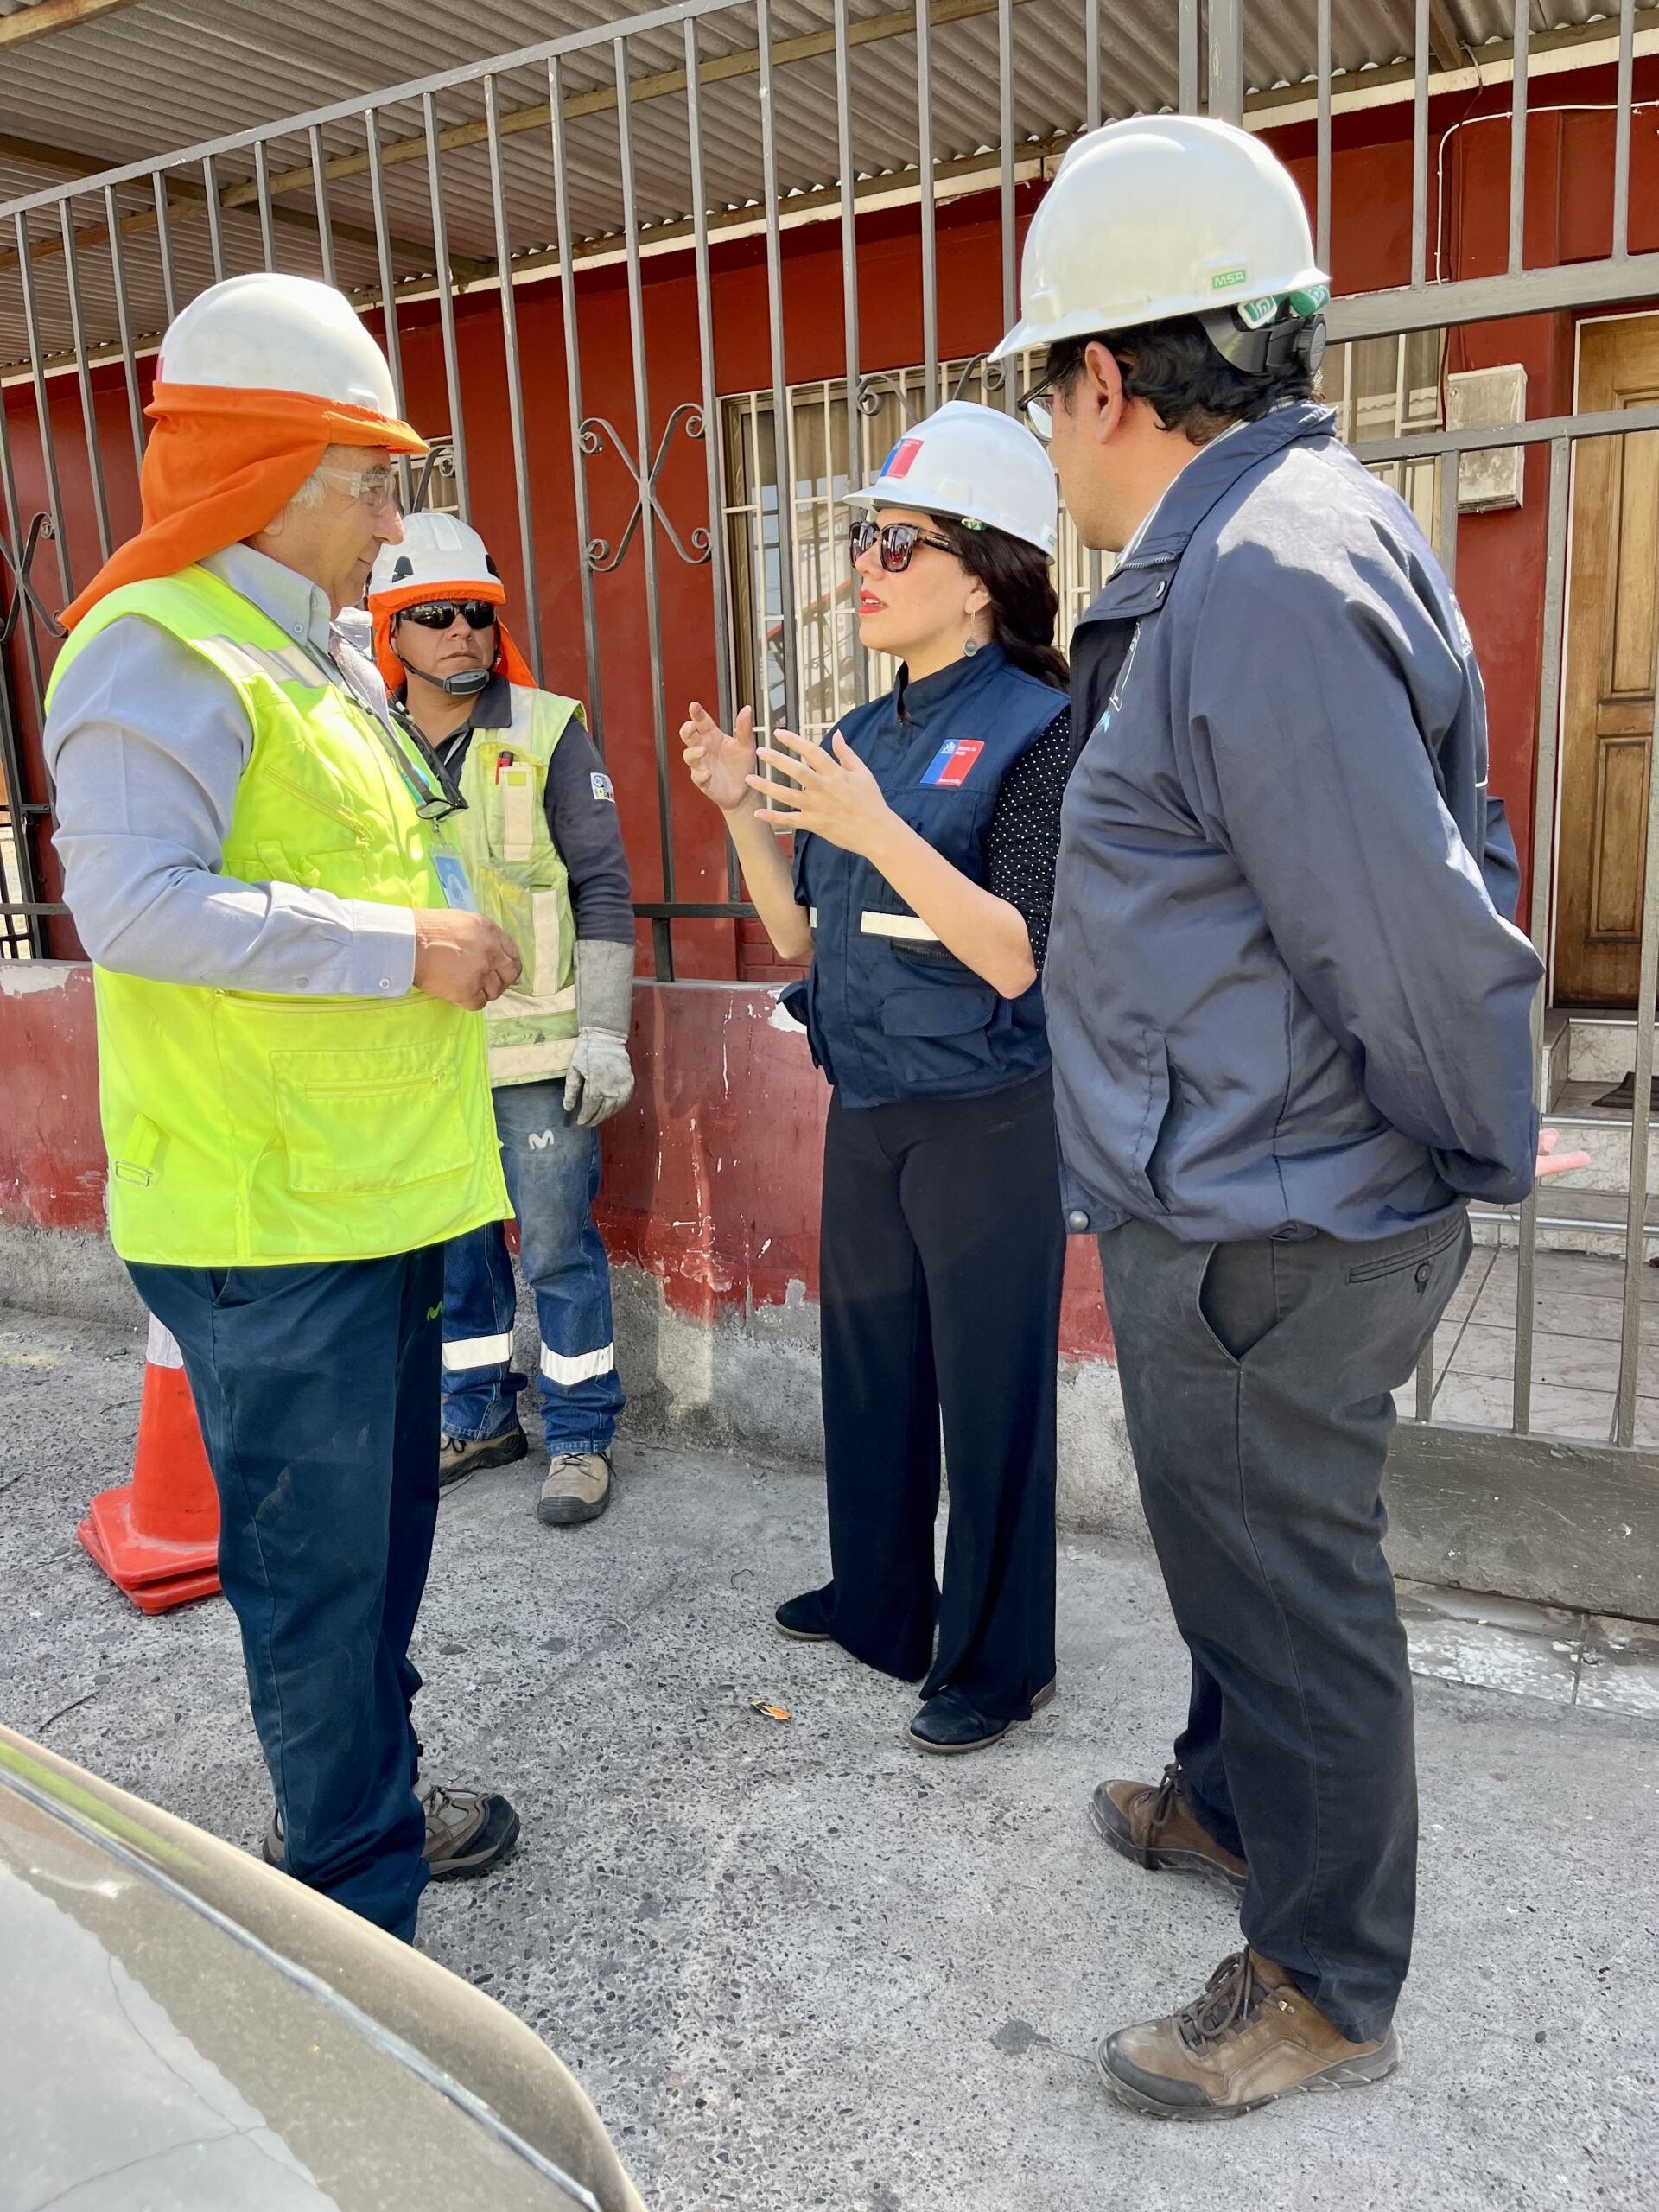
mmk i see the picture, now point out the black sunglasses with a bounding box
[849,518,958,574]
[398,599,498,632]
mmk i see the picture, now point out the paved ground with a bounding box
[3,1305,1658,2212]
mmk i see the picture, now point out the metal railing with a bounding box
[3,1,1659,1475]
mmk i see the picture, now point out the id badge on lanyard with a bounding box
[431,848,478,912]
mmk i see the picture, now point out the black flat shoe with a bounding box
[906,1679,1056,1756]
[774,1588,833,1642]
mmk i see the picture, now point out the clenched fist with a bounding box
[411,909,522,1010]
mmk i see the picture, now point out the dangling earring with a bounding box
[963,636,980,656]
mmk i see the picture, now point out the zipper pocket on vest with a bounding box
[260,764,372,842]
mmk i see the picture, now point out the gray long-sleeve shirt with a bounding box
[45,543,418,999]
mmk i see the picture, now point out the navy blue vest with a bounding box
[787,644,1063,1109]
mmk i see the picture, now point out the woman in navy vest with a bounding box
[682,401,1070,1754]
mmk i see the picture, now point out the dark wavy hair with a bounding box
[1046,315,1319,445]
[930,516,1070,692]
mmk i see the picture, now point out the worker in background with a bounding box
[993,117,1582,2118]
[682,403,1068,1756]
[369,516,635,1528]
[42,272,524,1937]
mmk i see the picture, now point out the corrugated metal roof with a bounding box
[0,2,1622,372]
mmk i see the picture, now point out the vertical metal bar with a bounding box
[997,0,1016,414]
[1178,0,1200,112]
[1207,0,1243,125]
[683,17,734,739]
[364,111,407,418]
[833,0,868,708]
[14,213,74,608]
[0,377,48,787]
[59,199,111,566]
[613,37,677,920]
[422,88,469,519]
[104,183,145,476]
[254,138,277,271]
[1616,593,1659,1446]
[1514,438,1572,1436]
[151,171,177,322]
[1316,0,1332,274]
[1412,0,1430,289]
[549,56,606,750]
[1419,473,1462,1421]
[757,0,801,732]
[201,154,226,281]
[308,125,338,289]
[483,73,543,687]
[915,0,938,413]
[1085,0,1100,130]
[1613,0,1635,260]
[1508,0,1529,276]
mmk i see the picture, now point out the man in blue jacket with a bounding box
[995,117,1550,2117]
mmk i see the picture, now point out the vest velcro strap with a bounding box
[861,910,941,943]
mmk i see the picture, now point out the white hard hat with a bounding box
[847,400,1057,556]
[156,271,404,417]
[368,512,500,603]
[993,115,1329,359]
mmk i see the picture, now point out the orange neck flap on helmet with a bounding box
[367,575,538,697]
[60,383,428,632]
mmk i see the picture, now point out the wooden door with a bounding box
[1556,316,1659,1007]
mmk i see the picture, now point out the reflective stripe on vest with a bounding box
[47,564,510,1267]
[449,686,583,1089]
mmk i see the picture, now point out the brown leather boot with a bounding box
[1089,1763,1249,1897]
[1098,1948,1399,2120]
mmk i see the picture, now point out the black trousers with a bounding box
[1096,1211,1471,2042]
[815,1071,1063,1721]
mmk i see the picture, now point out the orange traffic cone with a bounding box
[79,1313,222,1615]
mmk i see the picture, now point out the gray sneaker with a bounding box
[537,1448,613,1527]
[263,1778,520,1882]
[438,1426,527,1491]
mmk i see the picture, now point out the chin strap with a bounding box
[395,648,493,699]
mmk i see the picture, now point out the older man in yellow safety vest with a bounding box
[43,271,524,1939]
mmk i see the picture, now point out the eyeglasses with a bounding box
[316,462,401,512]
[397,599,499,632]
[1016,378,1058,444]
[849,518,957,574]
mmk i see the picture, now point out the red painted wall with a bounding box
[0,964,1114,1357]
[7,60,1659,969]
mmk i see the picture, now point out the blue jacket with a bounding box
[1046,401,1543,1244]
[789,645,1063,1109]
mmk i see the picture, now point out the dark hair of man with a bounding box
[1045,314,1319,445]
[928,516,1070,691]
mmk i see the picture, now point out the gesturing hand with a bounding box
[681,701,760,814]
[751,726,894,858]
[411,909,522,1010]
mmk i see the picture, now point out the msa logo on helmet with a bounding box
[881,436,925,480]
[1210,264,1250,294]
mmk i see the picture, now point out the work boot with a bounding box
[1097,1948,1400,2120]
[907,1679,1056,1755]
[537,1448,613,1527]
[1089,1763,1249,1897]
[263,1779,520,1882]
[439,1426,527,1491]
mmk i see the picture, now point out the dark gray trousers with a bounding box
[1096,1210,1471,2042]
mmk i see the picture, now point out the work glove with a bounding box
[563,938,636,1128]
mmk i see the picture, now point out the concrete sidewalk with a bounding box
[3,1306,1656,2212]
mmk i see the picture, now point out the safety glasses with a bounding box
[316,461,401,512]
[397,599,499,632]
[1015,378,1058,444]
[849,518,957,573]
